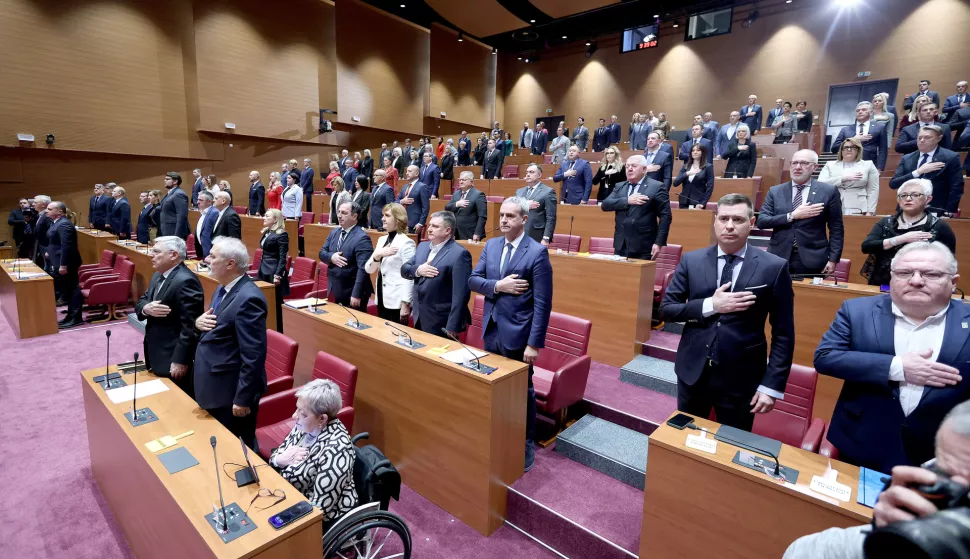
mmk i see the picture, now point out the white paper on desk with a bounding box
[284,298,327,309]
[440,347,488,364]
[12,271,49,279]
[106,379,170,404]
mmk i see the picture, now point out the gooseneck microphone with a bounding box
[441,328,482,371]
[791,272,840,286]
[131,352,139,419]
[566,215,575,254]
[310,267,325,314]
[103,329,113,390]
[688,423,782,477]
[385,321,413,347]
[211,436,228,531]
[338,303,362,328]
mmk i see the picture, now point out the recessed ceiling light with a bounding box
[530,19,535,23]
[786,0,792,3]
[562,35,567,39]
[585,42,591,46]
[400,4,405,7]
[525,58,530,63]
[518,57,522,60]
[653,14,659,18]
[672,22,679,27]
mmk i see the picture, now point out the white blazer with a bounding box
[364,232,415,309]
[817,159,880,215]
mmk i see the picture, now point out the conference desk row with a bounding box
[185,211,300,262]
[0,258,57,338]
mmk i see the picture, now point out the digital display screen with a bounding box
[621,23,660,53]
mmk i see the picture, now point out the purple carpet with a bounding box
[583,361,676,425]
[642,329,680,361]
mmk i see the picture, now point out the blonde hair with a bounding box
[382,202,409,234]
[331,176,345,192]
[872,92,890,113]
[837,137,864,162]
[218,180,231,191]
[261,209,286,234]
[269,172,281,186]
[908,95,931,121]
[288,158,298,167]
[600,146,624,171]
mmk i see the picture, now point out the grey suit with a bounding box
[445,187,488,240]
[516,183,558,243]
[629,122,652,150]
[572,126,590,151]
[519,128,534,150]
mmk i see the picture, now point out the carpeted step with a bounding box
[642,329,679,361]
[619,356,677,397]
[555,415,649,490]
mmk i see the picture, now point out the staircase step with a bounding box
[555,415,650,489]
[620,355,677,398]
[642,329,679,361]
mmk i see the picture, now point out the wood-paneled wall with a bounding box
[429,24,497,129]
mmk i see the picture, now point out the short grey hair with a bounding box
[793,149,819,164]
[942,401,970,440]
[198,190,214,203]
[891,241,958,275]
[627,154,647,167]
[304,158,312,163]
[153,236,186,260]
[214,191,231,204]
[211,236,250,269]
[921,124,944,137]
[459,170,475,181]
[737,124,751,136]
[295,378,343,419]
[856,101,873,111]
[502,196,530,217]
[363,149,371,157]
[430,211,456,237]
[526,163,542,176]
[898,178,934,197]
[35,195,51,205]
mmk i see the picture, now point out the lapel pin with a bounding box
[962,321,968,329]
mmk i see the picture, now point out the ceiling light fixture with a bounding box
[492,47,497,55]
[585,42,598,59]
[562,35,567,39]
[458,32,463,42]
[672,20,680,28]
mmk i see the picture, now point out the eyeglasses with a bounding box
[891,269,952,282]
[790,161,815,167]
[841,146,859,151]
[246,488,286,514]
[897,193,926,200]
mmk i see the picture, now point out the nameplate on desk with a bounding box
[685,432,718,454]
[809,475,852,502]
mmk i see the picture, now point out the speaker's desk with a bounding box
[81,366,322,559]
[77,227,118,265]
[282,304,527,537]
[640,413,871,559]
[187,211,298,261]
[0,259,57,338]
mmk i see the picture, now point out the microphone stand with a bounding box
[385,321,424,349]
[565,216,575,255]
[338,303,370,330]
[124,351,157,426]
[310,263,326,314]
[791,272,844,287]
[441,328,496,374]
[688,423,789,481]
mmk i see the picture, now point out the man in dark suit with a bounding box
[592,118,609,152]
[531,122,549,155]
[397,165,430,236]
[715,111,742,157]
[889,125,964,216]
[642,132,674,190]
[105,185,131,239]
[190,169,204,208]
[815,241,969,472]
[607,115,622,146]
[210,191,242,240]
[135,191,153,244]
[946,105,970,138]
[419,151,441,199]
[337,150,352,174]
[194,191,217,258]
[602,155,671,260]
[942,80,969,120]
[300,158,314,212]
[445,172,487,241]
[553,146,593,204]
[401,211,472,337]
[31,196,52,270]
[194,237,267,448]
[45,201,84,329]
[679,125,715,165]
[341,164,359,195]
[572,117,590,151]
[765,99,784,129]
[379,143,391,165]
[740,94,763,133]
[481,139,504,180]
[319,201,373,310]
[469,197,553,472]
[368,169,396,230]
[896,103,953,154]
[515,164,557,246]
[831,101,889,170]
[135,236,204,396]
[159,172,190,239]
[629,113,652,150]
[88,184,112,230]
[903,79,941,110]
[401,141,413,165]
[701,113,719,142]
[247,170,265,216]
[660,193,795,431]
[8,198,31,257]
[756,150,844,276]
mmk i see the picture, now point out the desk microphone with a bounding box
[338,303,363,329]
[441,328,483,371]
[211,436,228,531]
[675,192,710,209]
[566,215,575,254]
[310,265,326,314]
[688,423,781,477]
[131,352,139,419]
[791,272,840,286]
[385,321,414,347]
[103,329,112,390]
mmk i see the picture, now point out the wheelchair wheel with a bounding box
[323,511,411,559]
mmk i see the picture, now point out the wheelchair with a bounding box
[322,432,412,558]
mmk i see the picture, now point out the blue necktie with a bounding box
[919,153,930,170]
[211,285,226,310]
[500,243,513,276]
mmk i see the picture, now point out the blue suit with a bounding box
[368,182,396,230]
[198,208,217,259]
[765,107,785,129]
[107,197,131,239]
[342,167,359,193]
[552,158,593,204]
[815,296,970,473]
[642,149,674,190]
[136,204,153,244]
[319,225,374,307]
[607,123,621,145]
[678,137,715,165]
[740,104,763,132]
[889,148,964,215]
[397,180,430,232]
[191,177,204,207]
[895,122,953,154]
[831,122,889,170]
[943,93,969,118]
[629,122,652,150]
[88,194,112,229]
[715,123,739,156]
[419,163,441,198]
[401,239,473,335]
[701,121,719,142]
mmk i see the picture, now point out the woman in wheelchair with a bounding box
[269,379,357,529]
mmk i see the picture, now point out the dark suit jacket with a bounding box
[896,122,953,154]
[592,127,609,152]
[553,158,593,204]
[607,123,621,145]
[392,156,407,177]
[440,153,455,180]
[943,94,969,118]
[248,182,265,215]
[445,187,487,240]
[193,275,267,410]
[889,148,964,214]
[107,197,131,239]
[8,208,27,247]
[515,184,557,242]
[481,149,503,179]
[196,208,218,259]
[191,177,204,207]
[300,167,314,194]
[369,182,396,230]
[660,245,794,393]
[397,181,430,231]
[815,296,970,472]
[419,163,441,198]
[740,104,763,132]
[756,180,845,270]
[572,126,590,151]
[359,159,374,185]
[601,178,671,255]
[258,231,290,297]
[89,195,112,229]
[904,90,941,110]
[766,107,785,129]
[350,189,371,228]
[211,207,242,240]
[947,106,970,137]
[468,235,553,351]
[135,263,205,376]
[160,186,190,239]
[319,225,374,306]
[672,165,716,207]
[532,130,549,154]
[678,138,715,165]
[642,149,674,190]
[136,204,153,244]
[46,217,82,271]
[33,213,52,264]
[401,239,473,335]
[722,140,758,178]
[831,122,889,170]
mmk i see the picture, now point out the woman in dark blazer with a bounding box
[440,148,455,182]
[359,150,374,188]
[258,209,290,332]
[592,146,626,203]
[473,137,487,166]
[722,124,758,179]
[672,144,716,208]
[351,176,371,228]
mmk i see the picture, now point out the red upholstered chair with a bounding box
[550,234,581,252]
[81,259,135,323]
[366,299,378,317]
[705,202,717,211]
[265,329,298,396]
[286,257,318,300]
[299,213,315,237]
[653,244,683,305]
[833,259,851,283]
[533,311,593,441]
[588,237,615,255]
[751,364,826,452]
[247,249,263,278]
[186,234,197,259]
[312,351,358,432]
[442,194,453,201]
[78,250,115,274]
[585,200,597,205]
[81,255,128,285]
[819,423,840,459]
[255,388,297,460]
[233,205,247,215]
[464,295,486,350]
[485,196,504,203]
[670,201,679,209]
[543,155,553,164]
[502,165,519,178]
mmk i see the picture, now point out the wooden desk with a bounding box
[427,199,502,237]
[0,259,57,338]
[0,246,11,259]
[704,178,759,206]
[713,157,785,191]
[82,366,322,559]
[641,413,870,559]
[188,211,299,261]
[185,260,279,333]
[283,305,527,536]
[77,228,119,265]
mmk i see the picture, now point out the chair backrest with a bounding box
[587,237,614,255]
[233,205,247,215]
[284,255,293,277]
[550,234,581,252]
[312,351,359,407]
[318,212,329,224]
[306,263,329,296]
[465,295,486,350]
[442,194,452,201]
[112,256,129,275]
[654,244,683,287]
[502,165,519,178]
[670,201,679,209]
[118,260,136,282]
[833,258,851,283]
[186,234,197,258]
[755,190,765,211]
[543,155,553,164]
[752,364,818,447]
[535,312,592,372]
[299,213,315,225]
[290,257,317,282]
[99,250,116,268]
[251,248,263,271]
[485,196,504,203]
[266,329,298,383]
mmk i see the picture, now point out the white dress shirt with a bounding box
[912,147,939,178]
[196,207,209,238]
[855,120,871,136]
[888,303,948,416]
[725,123,738,140]
[221,273,245,298]
[426,240,446,263]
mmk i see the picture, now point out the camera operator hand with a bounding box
[873,466,941,527]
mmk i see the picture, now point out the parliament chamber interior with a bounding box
[4,0,970,557]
